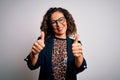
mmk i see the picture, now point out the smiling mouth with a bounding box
[57,27,63,31]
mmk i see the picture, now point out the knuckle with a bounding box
[32,45,35,49]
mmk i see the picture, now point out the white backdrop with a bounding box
[0,0,120,80]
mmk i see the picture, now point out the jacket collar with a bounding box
[46,35,73,43]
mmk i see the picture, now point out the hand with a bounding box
[31,31,45,56]
[72,34,82,58]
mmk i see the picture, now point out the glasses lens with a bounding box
[51,17,65,26]
[58,17,65,24]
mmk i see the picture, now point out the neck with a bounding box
[54,34,66,39]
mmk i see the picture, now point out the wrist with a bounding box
[30,52,39,58]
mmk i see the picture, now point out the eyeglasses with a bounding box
[51,17,66,26]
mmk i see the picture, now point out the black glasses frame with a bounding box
[51,17,66,26]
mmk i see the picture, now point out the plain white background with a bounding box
[0,0,120,80]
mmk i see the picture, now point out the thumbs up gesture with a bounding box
[72,34,83,57]
[31,31,45,56]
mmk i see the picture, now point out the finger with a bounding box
[31,49,38,55]
[40,31,45,41]
[34,42,43,50]
[73,52,82,57]
[72,46,82,51]
[72,43,82,48]
[74,34,80,43]
[32,46,40,54]
[37,40,45,48]
[72,50,82,54]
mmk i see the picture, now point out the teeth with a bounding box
[58,27,63,30]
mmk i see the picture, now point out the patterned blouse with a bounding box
[52,37,68,80]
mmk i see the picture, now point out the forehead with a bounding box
[51,11,64,20]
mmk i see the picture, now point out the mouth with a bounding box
[57,27,63,31]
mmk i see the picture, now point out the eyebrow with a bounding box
[51,17,65,21]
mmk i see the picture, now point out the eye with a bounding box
[59,17,65,23]
[51,21,56,24]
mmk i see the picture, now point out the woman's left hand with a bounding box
[72,35,83,57]
[72,34,83,67]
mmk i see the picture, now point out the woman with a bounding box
[25,7,87,80]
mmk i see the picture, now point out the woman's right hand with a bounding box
[31,31,45,56]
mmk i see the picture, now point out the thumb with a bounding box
[74,34,80,43]
[40,31,45,41]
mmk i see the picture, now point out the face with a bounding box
[50,11,67,38]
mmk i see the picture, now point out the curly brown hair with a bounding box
[40,7,77,38]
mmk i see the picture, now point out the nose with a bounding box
[56,21,61,26]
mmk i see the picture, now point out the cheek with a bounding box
[64,22,67,29]
[52,27,57,32]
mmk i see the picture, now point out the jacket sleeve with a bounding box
[24,37,43,70]
[24,52,43,70]
[74,57,87,74]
